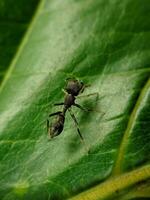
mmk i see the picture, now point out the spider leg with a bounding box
[47,119,49,133]
[68,109,83,141]
[73,103,92,112]
[49,111,62,117]
[47,119,51,140]
[77,92,99,99]
[80,83,91,93]
[54,103,64,106]
[62,89,68,95]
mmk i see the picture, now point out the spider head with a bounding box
[65,78,84,96]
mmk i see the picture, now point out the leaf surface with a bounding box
[0,0,39,83]
[0,0,150,200]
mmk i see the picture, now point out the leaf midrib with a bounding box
[112,77,150,175]
[69,164,150,200]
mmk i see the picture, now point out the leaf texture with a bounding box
[0,0,150,200]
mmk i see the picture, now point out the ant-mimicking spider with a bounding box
[47,78,97,141]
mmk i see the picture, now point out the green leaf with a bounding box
[0,0,39,83]
[0,0,150,200]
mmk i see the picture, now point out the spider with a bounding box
[47,78,96,140]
